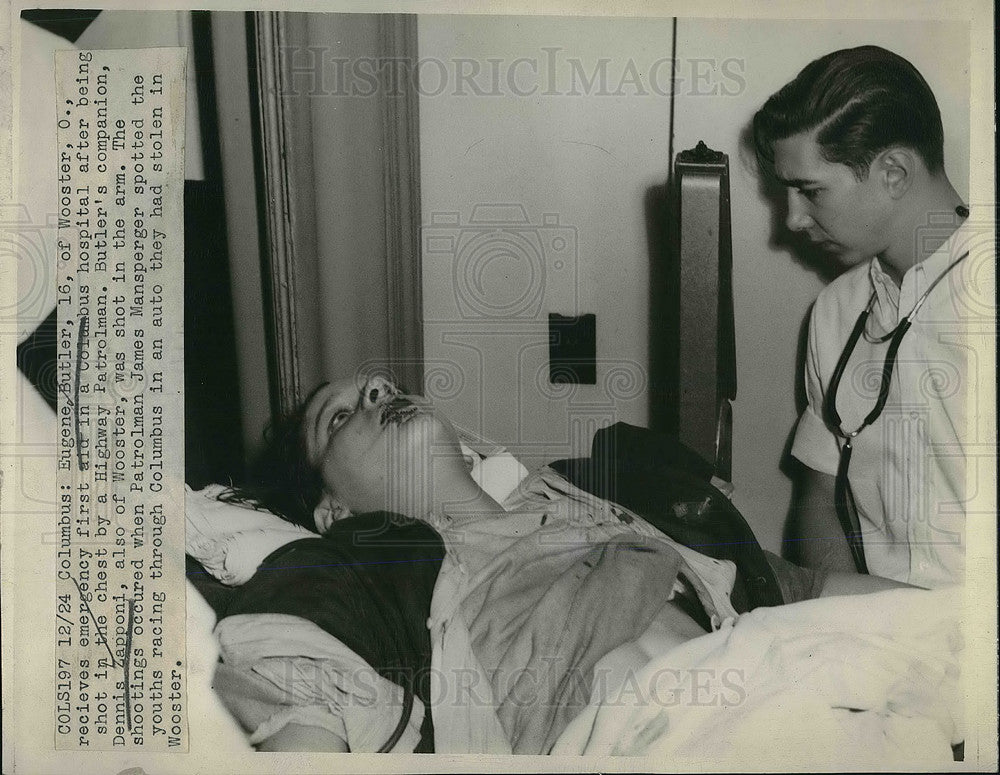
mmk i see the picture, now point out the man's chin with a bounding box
[802,239,855,269]
[381,411,464,461]
[823,244,871,269]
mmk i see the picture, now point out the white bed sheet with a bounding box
[554,586,962,767]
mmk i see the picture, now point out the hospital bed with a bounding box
[184,144,964,763]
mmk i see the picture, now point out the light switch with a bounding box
[548,313,596,384]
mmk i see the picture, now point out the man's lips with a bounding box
[379,398,421,427]
[808,235,839,251]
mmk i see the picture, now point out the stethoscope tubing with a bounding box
[820,246,969,574]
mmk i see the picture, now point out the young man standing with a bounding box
[753,46,974,587]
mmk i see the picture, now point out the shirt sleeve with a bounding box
[790,301,841,476]
[212,657,424,753]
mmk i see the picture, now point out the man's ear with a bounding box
[313,493,351,535]
[876,147,915,200]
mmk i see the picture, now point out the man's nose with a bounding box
[360,374,398,408]
[785,190,814,232]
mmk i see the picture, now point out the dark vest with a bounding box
[192,513,444,751]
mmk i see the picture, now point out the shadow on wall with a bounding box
[644,178,677,436]
[779,310,814,564]
[736,120,832,562]
[185,12,245,487]
[737,122,844,286]
[643,125,826,448]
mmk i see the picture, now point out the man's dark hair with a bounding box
[753,45,945,180]
[219,400,324,531]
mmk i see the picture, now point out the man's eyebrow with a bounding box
[313,387,358,441]
[311,391,329,444]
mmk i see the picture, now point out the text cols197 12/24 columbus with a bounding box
[54,48,188,752]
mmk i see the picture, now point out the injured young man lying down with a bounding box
[185,374,964,762]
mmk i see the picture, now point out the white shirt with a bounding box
[791,217,977,588]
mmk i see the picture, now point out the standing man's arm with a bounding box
[794,468,857,574]
[789,302,859,575]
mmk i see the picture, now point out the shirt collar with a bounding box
[867,212,974,326]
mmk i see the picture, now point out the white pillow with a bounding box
[187,446,531,587]
[185,484,312,586]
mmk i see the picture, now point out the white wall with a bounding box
[420,16,969,551]
[671,19,970,551]
[419,15,677,471]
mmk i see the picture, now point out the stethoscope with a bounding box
[821,207,970,573]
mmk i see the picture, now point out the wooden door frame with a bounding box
[249,11,424,416]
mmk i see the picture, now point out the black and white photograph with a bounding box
[2,1,997,772]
